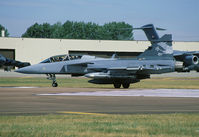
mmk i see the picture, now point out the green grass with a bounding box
[0,113,199,137]
[0,77,199,89]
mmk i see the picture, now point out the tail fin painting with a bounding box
[137,24,173,60]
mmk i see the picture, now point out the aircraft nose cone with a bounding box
[15,67,31,74]
[15,65,38,74]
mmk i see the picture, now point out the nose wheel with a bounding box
[47,74,58,87]
[52,82,58,87]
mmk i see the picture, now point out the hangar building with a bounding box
[0,37,199,65]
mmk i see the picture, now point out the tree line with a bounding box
[1,21,134,40]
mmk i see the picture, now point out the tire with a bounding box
[122,83,130,89]
[52,82,58,87]
[113,83,121,88]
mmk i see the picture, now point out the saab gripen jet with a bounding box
[139,24,199,72]
[16,24,175,88]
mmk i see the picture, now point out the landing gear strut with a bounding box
[47,74,58,87]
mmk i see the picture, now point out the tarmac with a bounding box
[37,89,199,98]
[1,87,199,115]
[1,70,199,115]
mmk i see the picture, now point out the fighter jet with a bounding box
[138,24,199,72]
[15,24,175,88]
[0,54,30,71]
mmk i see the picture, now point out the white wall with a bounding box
[0,37,199,64]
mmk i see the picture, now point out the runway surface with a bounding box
[1,87,199,115]
[37,89,199,98]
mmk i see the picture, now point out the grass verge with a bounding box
[0,113,199,137]
[0,77,199,89]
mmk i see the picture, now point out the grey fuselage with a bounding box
[16,57,175,75]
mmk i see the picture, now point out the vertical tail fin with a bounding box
[140,24,160,41]
[138,34,173,60]
[134,24,166,42]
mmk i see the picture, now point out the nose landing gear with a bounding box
[47,74,58,87]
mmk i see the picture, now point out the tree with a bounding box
[51,22,64,38]
[22,21,134,40]
[22,23,53,38]
[22,23,42,38]
[85,22,100,39]
[102,22,133,40]
[62,21,74,38]
[42,23,53,38]
[0,24,9,37]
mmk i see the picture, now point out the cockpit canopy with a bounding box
[40,54,82,63]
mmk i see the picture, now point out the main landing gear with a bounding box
[47,74,58,87]
[113,83,130,89]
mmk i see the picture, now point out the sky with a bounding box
[0,0,199,41]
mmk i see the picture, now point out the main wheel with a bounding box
[122,83,130,89]
[52,82,58,87]
[113,83,121,88]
